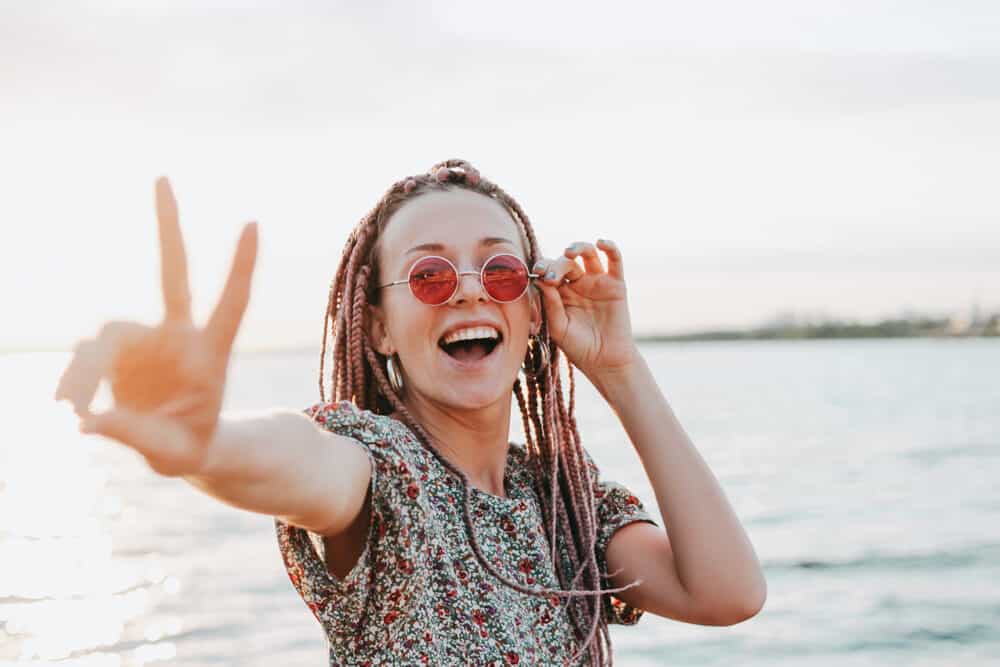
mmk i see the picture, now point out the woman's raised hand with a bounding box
[53,177,258,477]
[531,239,639,387]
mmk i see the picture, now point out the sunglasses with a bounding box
[378,253,541,306]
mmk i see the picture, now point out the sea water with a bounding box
[1,338,997,666]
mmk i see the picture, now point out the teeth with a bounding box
[442,326,500,345]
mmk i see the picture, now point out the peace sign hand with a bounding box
[53,177,258,477]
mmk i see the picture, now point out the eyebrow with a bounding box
[404,237,516,255]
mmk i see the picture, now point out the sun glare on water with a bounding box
[1,352,181,666]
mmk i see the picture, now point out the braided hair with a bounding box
[318,158,641,666]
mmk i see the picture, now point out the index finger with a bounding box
[156,177,193,323]
[537,255,585,285]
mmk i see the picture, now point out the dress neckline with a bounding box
[385,412,524,506]
[458,443,523,505]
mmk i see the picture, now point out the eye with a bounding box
[414,265,446,280]
[407,256,459,305]
[410,256,452,279]
[481,254,530,302]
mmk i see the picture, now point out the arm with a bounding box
[515,236,765,624]
[54,179,369,542]
[593,352,767,625]
[184,408,372,537]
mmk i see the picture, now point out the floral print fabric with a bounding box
[274,400,659,666]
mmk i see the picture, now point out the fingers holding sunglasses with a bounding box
[532,255,585,286]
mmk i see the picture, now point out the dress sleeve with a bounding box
[585,447,660,626]
[274,400,430,641]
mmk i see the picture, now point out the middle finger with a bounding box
[564,241,604,274]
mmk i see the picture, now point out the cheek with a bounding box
[505,304,534,349]
[384,300,433,350]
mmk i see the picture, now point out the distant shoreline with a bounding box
[634,331,999,342]
[635,315,1000,342]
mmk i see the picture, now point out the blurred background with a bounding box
[2,1,998,665]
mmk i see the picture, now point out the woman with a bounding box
[54,159,766,666]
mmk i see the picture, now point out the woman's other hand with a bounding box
[531,239,639,387]
[53,177,258,477]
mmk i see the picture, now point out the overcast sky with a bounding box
[2,1,998,350]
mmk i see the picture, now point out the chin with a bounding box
[433,369,519,410]
[430,338,523,408]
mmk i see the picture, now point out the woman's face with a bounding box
[371,188,541,411]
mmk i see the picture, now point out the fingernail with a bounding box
[79,418,95,433]
[545,271,556,280]
[533,261,545,271]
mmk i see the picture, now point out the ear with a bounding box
[367,304,394,356]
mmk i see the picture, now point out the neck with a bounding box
[399,390,513,498]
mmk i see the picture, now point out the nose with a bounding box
[451,269,489,304]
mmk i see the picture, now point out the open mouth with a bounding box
[438,335,503,363]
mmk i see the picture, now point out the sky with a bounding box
[2,0,998,350]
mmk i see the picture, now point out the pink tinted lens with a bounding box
[482,254,529,302]
[408,256,458,305]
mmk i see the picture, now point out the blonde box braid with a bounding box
[316,159,642,666]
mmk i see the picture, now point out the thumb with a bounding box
[536,282,568,343]
[80,407,144,439]
[81,408,195,472]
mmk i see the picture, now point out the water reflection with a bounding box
[4,341,999,666]
[0,352,180,666]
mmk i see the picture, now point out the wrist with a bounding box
[188,412,264,483]
[588,348,648,406]
[192,417,230,479]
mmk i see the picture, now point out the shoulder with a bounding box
[303,400,400,441]
[304,400,422,452]
[303,400,439,485]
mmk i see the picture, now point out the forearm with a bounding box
[183,409,345,530]
[591,354,766,610]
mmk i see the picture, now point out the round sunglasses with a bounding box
[378,253,541,306]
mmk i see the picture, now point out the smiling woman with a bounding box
[55,158,765,667]
[275,160,659,665]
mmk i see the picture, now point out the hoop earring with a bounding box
[386,354,404,393]
[521,335,550,377]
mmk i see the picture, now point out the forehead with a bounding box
[380,189,523,263]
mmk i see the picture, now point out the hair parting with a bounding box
[317,159,642,666]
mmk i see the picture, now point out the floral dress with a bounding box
[274,400,659,666]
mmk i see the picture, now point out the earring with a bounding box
[521,335,550,377]
[386,354,404,393]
